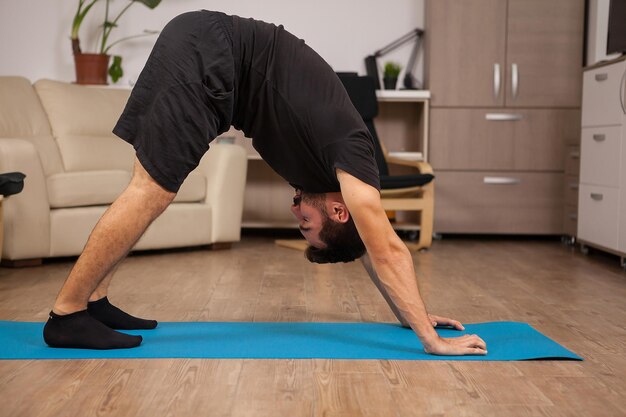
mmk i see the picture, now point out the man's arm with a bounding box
[337,169,487,355]
[360,253,411,327]
[361,253,467,330]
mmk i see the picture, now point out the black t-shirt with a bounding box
[113,11,379,193]
[231,16,380,193]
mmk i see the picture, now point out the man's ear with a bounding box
[329,201,350,224]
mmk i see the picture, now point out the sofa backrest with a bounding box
[0,76,65,175]
[34,79,135,172]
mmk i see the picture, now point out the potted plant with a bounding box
[383,61,402,90]
[71,0,161,85]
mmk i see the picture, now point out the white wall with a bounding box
[0,0,424,87]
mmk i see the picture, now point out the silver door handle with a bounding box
[493,63,501,100]
[592,134,606,142]
[485,113,523,121]
[590,193,604,201]
[511,63,519,100]
[595,73,608,81]
[483,177,522,185]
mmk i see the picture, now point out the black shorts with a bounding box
[113,10,235,192]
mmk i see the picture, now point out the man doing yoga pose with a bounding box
[43,10,487,356]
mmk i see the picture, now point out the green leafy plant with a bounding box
[383,61,402,79]
[71,0,161,83]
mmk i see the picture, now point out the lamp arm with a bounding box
[374,28,423,57]
[402,35,423,89]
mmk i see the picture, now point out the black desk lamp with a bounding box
[365,28,424,90]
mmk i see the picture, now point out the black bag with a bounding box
[0,172,26,196]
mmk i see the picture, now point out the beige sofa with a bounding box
[0,77,247,265]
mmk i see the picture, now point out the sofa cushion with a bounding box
[49,203,213,257]
[0,76,64,175]
[176,173,207,202]
[34,79,135,172]
[47,170,131,208]
[0,77,51,138]
[47,170,206,208]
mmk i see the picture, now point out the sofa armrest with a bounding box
[0,138,51,260]
[195,143,248,243]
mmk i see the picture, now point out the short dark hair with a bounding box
[305,214,366,263]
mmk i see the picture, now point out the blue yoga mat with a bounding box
[0,321,581,361]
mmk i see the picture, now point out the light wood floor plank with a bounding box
[0,236,625,416]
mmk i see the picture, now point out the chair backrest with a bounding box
[337,73,389,176]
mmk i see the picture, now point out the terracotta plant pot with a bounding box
[74,53,110,85]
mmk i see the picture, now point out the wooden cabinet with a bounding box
[425,0,584,234]
[563,145,580,237]
[505,0,584,107]
[426,0,584,108]
[577,57,626,266]
[430,109,580,171]
[426,0,506,107]
[434,171,564,234]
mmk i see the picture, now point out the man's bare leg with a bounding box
[88,264,119,303]
[86,264,158,330]
[43,157,175,349]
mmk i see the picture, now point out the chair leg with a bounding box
[274,239,308,251]
[405,185,434,251]
[417,209,433,249]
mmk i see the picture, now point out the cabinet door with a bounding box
[505,0,584,107]
[582,61,626,127]
[434,171,564,234]
[430,108,578,171]
[580,126,622,187]
[426,0,507,107]
[578,184,620,250]
[430,109,515,170]
[513,109,580,171]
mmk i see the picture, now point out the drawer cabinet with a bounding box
[563,205,578,236]
[578,58,626,265]
[434,171,563,234]
[582,62,626,127]
[580,126,622,187]
[426,0,583,235]
[430,109,579,171]
[563,145,580,236]
[564,145,580,176]
[564,176,579,206]
[578,184,620,250]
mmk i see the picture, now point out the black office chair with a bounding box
[337,73,435,250]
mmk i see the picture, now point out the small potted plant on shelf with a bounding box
[383,61,402,90]
[71,0,161,85]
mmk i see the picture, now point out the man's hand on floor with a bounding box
[427,314,464,330]
[423,314,487,355]
[423,333,488,356]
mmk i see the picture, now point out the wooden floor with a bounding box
[0,236,625,417]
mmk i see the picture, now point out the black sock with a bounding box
[43,310,142,350]
[88,297,157,330]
